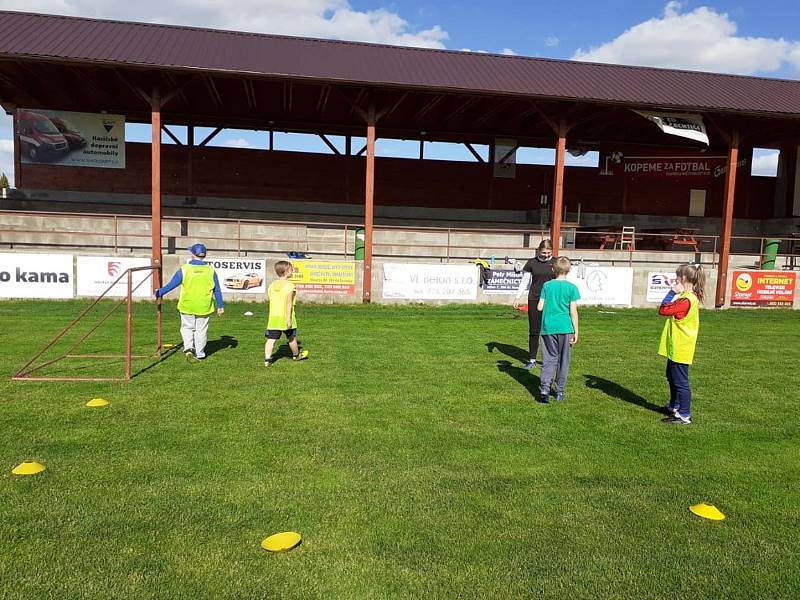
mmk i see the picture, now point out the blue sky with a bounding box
[2,0,798,185]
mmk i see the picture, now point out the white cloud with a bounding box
[501,48,517,56]
[544,36,559,47]
[751,150,779,177]
[3,0,448,48]
[572,1,800,75]
[222,138,257,149]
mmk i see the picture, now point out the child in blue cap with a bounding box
[155,243,224,361]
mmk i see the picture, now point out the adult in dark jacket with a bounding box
[512,239,555,369]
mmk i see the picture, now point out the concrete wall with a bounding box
[3,248,797,309]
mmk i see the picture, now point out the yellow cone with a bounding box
[689,502,726,521]
[85,398,109,407]
[261,531,302,552]
[12,461,46,476]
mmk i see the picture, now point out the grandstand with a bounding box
[1,11,799,307]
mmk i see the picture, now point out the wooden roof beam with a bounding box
[204,76,223,108]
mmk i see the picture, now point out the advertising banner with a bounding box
[289,260,356,295]
[646,272,678,303]
[77,256,152,297]
[567,266,633,306]
[483,269,526,294]
[383,263,478,300]
[493,137,517,178]
[206,257,267,295]
[18,109,125,168]
[0,253,74,298]
[634,111,709,145]
[730,271,796,307]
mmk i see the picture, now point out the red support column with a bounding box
[187,125,194,200]
[550,119,567,255]
[12,107,21,189]
[151,87,162,290]
[715,132,739,307]
[363,112,376,303]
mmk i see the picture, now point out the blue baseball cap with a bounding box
[188,243,207,257]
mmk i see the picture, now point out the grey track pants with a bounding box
[180,313,210,358]
[540,334,572,396]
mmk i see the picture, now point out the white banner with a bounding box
[18,109,125,168]
[646,272,678,303]
[206,257,267,295]
[0,253,74,298]
[383,263,478,300]
[77,256,152,298]
[634,111,709,145]
[493,137,517,178]
[567,266,633,306]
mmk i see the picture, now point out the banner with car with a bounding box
[76,256,152,298]
[0,253,74,298]
[288,260,356,295]
[206,257,266,295]
[17,108,125,168]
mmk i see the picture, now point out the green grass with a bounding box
[1,300,799,599]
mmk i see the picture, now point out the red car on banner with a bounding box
[17,110,70,162]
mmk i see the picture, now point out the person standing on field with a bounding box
[155,243,224,362]
[513,239,555,370]
[537,256,580,403]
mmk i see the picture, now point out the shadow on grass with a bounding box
[583,374,663,414]
[206,335,238,357]
[133,346,181,378]
[267,340,305,365]
[496,359,542,400]
[486,341,529,364]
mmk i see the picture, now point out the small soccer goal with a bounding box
[13,265,164,382]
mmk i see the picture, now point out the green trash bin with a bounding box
[354,227,366,260]
[761,238,781,270]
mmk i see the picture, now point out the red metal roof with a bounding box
[2,10,800,117]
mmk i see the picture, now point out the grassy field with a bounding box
[1,300,799,599]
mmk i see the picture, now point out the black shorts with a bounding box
[265,328,297,340]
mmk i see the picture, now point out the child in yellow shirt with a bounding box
[264,261,309,367]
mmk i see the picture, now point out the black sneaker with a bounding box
[661,403,678,416]
[264,358,274,367]
[540,395,550,404]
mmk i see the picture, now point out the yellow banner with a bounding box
[288,260,356,295]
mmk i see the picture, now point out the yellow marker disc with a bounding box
[85,398,109,407]
[261,531,302,552]
[12,461,46,476]
[689,502,726,521]
[162,343,176,349]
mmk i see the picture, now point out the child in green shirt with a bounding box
[264,261,309,367]
[536,257,580,403]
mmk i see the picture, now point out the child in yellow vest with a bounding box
[155,243,224,362]
[658,263,706,424]
[264,261,309,367]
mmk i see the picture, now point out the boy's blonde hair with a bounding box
[553,256,571,276]
[274,260,293,277]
